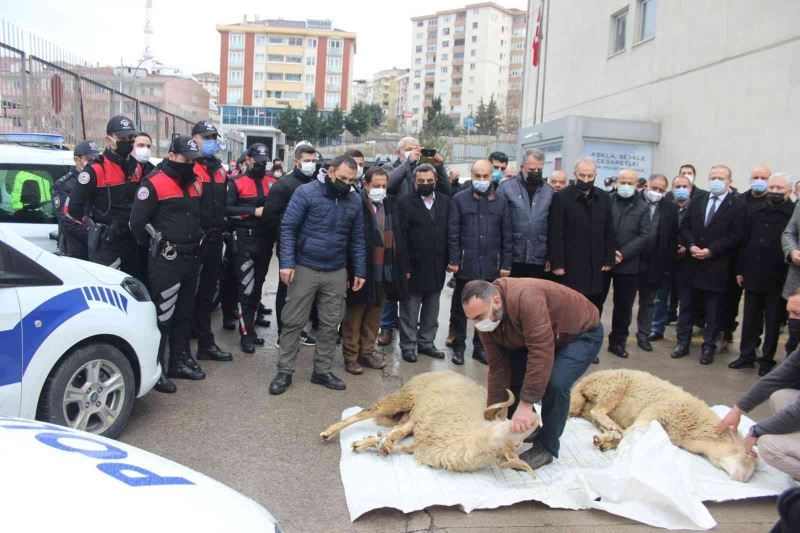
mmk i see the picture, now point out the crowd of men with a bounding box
[51,114,800,480]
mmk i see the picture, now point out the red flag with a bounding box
[532,4,542,67]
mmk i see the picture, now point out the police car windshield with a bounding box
[0,163,67,223]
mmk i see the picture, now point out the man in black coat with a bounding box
[601,169,651,358]
[674,165,746,364]
[397,164,450,363]
[730,173,794,376]
[341,167,409,375]
[548,157,616,312]
[447,159,512,366]
[636,173,679,351]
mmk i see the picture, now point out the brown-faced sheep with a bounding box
[321,370,539,475]
[569,369,756,482]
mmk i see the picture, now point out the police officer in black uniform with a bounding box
[68,115,143,278]
[189,120,233,362]
[130,136,206,393]
[225,143,276,353]
[54,140,99,259]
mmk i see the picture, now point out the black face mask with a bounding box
[251,162,266,179]
[166,160,196,185]
[114,139,134,158]
[575,179,593,192]
[767,192,786,205]
[416,183,435,197]
[526,170,543,187]
[325,175,352,197]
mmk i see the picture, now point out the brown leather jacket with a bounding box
[478,278,600,405]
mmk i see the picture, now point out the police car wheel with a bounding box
[37,343,136,439]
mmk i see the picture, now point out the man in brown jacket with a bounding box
[462,278,603,469]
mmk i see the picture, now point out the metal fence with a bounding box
[0,38,196,156]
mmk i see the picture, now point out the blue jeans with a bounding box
[509,324,604,457]
[651,274,673,334]
[380,299,398,331]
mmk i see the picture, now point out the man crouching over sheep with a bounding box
[462,278,603,469]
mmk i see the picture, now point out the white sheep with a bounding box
[320,370,539,475]
[569,369,756,482]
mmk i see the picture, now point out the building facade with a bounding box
[216,17,356,130]
[351,79,370,105]
[194,72,220,123]
[519,0,800,189]
[406,3,525,132]
[368,67,409,132]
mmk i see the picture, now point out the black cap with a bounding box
[191,120,219,137]
[74,140,100,158]
[169,135,202,161]
[106,115,137,137]
[247,143,270,163]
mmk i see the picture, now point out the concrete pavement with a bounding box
[120,259,782,532]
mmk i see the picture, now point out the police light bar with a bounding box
[0,133,66,145]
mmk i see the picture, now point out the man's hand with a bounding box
[744,434,758,458]
[689,245,702,256]
[736,274,744,288]
[716,406,743,436]
[615,250,623,264]
[601,265,612,272]
[447,264,460,274]
[405,272,411,280]
[791,250,800,266]
[552,268,565,276]
[500,269,511,277]
[432,152,444,166]
[510,401,541,434]
[693,248,712,260]
[352,277,365,292]
[279,268,295,285]
[677,245,687,258]
[544,261,551,272]
[407,148,421,164]
[254,206,264,217]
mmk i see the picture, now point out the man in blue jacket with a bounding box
[447,159,513,365]
[269,154,367,395]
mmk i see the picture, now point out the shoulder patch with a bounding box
[137,186,150,200]
[77,171,91,185]
[53,196,61,208]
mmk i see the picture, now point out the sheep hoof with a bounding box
[351,435,381,453]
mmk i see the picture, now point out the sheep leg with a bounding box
[351,435,382,452]
[395,444,416,454]
[592,430,623,451]
[321,408,379,441]
[378,419,415,456]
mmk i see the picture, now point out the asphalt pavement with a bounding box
[121,257,781,532]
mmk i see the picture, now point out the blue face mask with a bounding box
[751,179,768,193]
[201,139,220,156]
[617,184,635,198]
[472,180,491,194]
[673,188,690,201]
[709,179,727,195]
[492,169,503,183]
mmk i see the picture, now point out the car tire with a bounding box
[37,343,136,439]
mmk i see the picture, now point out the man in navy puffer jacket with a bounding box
[269,154,367,395]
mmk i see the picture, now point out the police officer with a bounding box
[189,120,233,362]
[225,143,277,353]
[54,140,99,259]
[68,115,143,278]
[130,136,206,393]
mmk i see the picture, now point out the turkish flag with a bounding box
[532,4,542,67]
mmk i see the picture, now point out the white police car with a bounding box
[0,225,160,438]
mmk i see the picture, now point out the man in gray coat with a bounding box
[387,136,452,198]
[601,168,651,358]
[497,149,554,279]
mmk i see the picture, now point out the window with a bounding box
[426,44,436,52]
[328,39,343,51]
[471,35,477,43]
[268,36,286,45]
[512,54,523,63]
[253,89,264,99]
[470,49,476,57]
[307,38,317,48]
[468,76,475,84]
[267,72,283,81]
[229,33,244,48]
[413,82,420,89]
[469,63,476,70]
[453,52,464,59]
[416,32,423,39]
[413,95,420,102]
[454,38,465,46]
[228,70,243,84]
[255,53,266,63]
[414,70,421,78]
[427,55,435,63]
[326,74,341,87]
[266,90,282,98]
[306,56,316,66]
[305,74,314,84]
[304,92,314,102]
[326,56,342,72]
[284,91,302,99]
[637,0,657,41]
[256,35,267,47]
[227,87,242,103]
[288,37,303,46]
[254,72,265,81]
[438,92,446,100]
[425,69,435,77]
[441,53,448,61]
[228,51,244,67]
[611,8,628,54]
[415,57,422,65]
[416,20,423,27]
[442,40,450,48]
[268,54,284,62]
[472,22,478,29]
[512,41,525,49]
[468,89,474,96]
[415,45,423,53]
[443,27,450,35]
[428,18,437,26]
[286,55,303,63]
[439,79,449,86]
[440,66,448,74]
[325,92,340,108]
[286,73,302,81]
[443,15,451,23]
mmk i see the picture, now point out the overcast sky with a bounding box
[2,0,525,80]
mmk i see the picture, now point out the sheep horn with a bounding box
[484,389,516,421]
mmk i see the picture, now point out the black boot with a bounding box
[197,344,233,362]
[167,359,205,380]
[241,336,256,354]
[154,373,176,393]
[222,316,237,330]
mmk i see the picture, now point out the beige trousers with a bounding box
[759,388,800,480]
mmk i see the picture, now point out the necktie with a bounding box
[705,196,718,227]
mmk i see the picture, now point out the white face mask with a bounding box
[403,149,413,161]
[645,190,664,203]
[300,161,316,176]
[474,306,502,332]
[368,187,386,203]
[133,146,151,163]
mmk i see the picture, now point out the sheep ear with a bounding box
[484,389,515,421]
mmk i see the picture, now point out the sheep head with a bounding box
[715,429,756,482]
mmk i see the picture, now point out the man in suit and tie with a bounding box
[673,165,746,364]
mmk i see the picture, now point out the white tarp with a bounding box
[337,405,795,530]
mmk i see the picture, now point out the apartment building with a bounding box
[216,17,356,129]
[406,3,525,132]
[368,67,409,132]
[351,79,370,105]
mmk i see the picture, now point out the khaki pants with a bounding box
[277,265,346,375]
[341,293,387,362]
[759,388,800,480]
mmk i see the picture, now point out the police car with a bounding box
[0,225,160,438]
